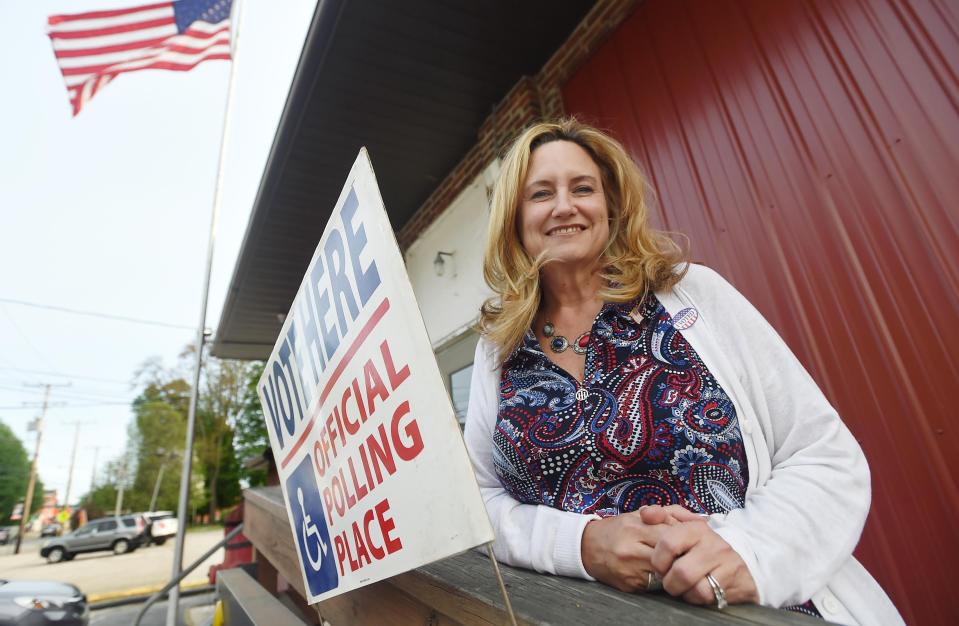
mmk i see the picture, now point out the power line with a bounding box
[0,296,194,330]
[1,304,57,371]
[0,366,134,386]
[0,383,134,402]
[0,401,129,410]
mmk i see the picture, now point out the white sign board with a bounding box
[257,149,494,603]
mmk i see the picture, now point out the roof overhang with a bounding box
[212,0,595,360]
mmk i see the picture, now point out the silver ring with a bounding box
[646,571,663,591]
[705,573,727,610]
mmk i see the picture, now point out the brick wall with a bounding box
[396,0,639,250]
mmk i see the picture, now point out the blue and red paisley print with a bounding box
[494,295,748,517]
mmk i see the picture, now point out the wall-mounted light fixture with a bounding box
[434,251,455,277]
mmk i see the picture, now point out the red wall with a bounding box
[563,1,959,623]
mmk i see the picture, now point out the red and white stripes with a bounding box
[47,2,231,115]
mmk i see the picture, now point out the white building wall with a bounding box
[405,160,500,348]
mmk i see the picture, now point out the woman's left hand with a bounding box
[646,515,759,606]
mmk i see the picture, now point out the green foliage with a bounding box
[0,421,44,525]
[195,356,263,516]
[79,455,130,517]
[233,362,268,487]
[80,482,119,520]
[127,398,186,512]
[78,346,265,523]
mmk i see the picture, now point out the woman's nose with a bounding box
[552,190,575,216]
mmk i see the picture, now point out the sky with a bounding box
[0,0,317,510]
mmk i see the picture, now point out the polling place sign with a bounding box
[257,149,494,603]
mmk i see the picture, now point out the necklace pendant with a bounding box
[575,388,588,401]
[549,336,569,353]
[572,331,590,355]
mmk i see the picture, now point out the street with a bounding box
[0,528,224,600]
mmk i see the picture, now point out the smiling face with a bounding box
[518,140,610,268]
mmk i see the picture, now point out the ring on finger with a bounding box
[646,571,663,592]
[705,573,727,610]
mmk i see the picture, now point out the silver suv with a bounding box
[39,517,144,563]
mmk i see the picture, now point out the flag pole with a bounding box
[165,0,244,624]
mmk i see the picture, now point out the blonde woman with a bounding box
[463,119,901,624]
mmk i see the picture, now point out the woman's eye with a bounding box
[574,185,594,194]
[531,189,552,200]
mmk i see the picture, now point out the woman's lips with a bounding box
[547,224,586,236]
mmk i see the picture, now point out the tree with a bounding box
[78,346,265,524]
[195,356,258,518]
[232,362,268,487]
[0,420,44,525]
[127,398,186,512]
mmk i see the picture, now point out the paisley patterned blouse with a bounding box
[492,294,820,617]
[493,294,748,516]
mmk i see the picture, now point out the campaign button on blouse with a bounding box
[672,307,698,330]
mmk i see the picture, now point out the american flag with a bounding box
[47,0,233,116]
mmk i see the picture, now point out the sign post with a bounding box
[258,149,494,603]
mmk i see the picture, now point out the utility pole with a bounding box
[114,459,127,517]
[14,383,67,554]
[62,420,89,510]
[149,464,167,513]
[149,449,179,513]
[62,420,94,531]
[90,446,103,487]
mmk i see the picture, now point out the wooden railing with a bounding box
[244,486,818,625]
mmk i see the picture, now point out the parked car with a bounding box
[119,513,147,542]
[39,517,143,563]
[0,527,11,545]
[0,579,88,625]
[140,511,178,546]
[40,523,62,538]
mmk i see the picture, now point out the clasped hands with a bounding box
[581,505,759,607]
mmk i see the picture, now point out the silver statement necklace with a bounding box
[543,320,590,355]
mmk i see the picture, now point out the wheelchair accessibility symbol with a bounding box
[298,486,327,569]
[286,457,338,595]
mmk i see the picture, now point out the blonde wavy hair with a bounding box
[479,118,688,361]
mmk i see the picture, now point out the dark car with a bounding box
[0,528,11,546]
[0,579,88,625]
[39,517,143,563]
[39,523,61,538]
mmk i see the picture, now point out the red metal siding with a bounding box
[562,1,958,624]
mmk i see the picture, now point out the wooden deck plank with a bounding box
[244,487,821,625]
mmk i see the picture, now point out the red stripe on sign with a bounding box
[48,2,169,25]
[48,17,175,39]
[280,297,391,470]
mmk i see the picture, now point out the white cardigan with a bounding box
[463,264,903,625]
